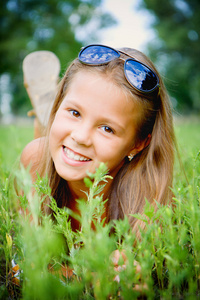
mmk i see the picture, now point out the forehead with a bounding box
[66,69,132,106]
[68,68,130,101]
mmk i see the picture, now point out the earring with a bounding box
[128,153,134,161]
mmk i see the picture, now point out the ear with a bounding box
[128,134,151,157]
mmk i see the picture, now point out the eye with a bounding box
[69,109,80,118]
[101,125,114,134]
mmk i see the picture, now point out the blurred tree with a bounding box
[139,0,200,112]
[0,0,116,116]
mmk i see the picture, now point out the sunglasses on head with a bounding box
[78,44,160,94]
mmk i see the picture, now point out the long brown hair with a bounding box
[38,47,175,235]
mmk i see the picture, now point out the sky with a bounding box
[99,0,156,51]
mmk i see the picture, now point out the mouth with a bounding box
[63,146,91,162]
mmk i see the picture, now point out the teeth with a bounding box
[64,147,90,161]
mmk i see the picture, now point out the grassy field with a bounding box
[174,119,200,156]
[0,118,200,299]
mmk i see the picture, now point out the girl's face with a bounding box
[49,70,142,182]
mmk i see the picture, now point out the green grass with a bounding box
[174,120,200,187]
[0,125,34,176]
[175,121,200,156]
[0,119,200,299]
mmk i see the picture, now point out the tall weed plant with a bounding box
[0,126,200,299]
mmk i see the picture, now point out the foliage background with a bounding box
[139,0,200,112]
[0,0,116,116]
[0,0,200,118]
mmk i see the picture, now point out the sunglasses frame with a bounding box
[78,44,160,94]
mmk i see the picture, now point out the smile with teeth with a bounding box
[63,147,91,162]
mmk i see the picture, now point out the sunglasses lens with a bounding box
[124,59,158,92]
[79,45,120,65]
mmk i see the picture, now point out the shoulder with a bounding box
[20,137,45,170]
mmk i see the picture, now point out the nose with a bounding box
[71,123,92,147]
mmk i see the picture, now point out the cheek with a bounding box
[96,141,129,164]
[50,116,65,140]
[49,119,62,152]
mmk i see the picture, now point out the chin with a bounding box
[57,170,88,182]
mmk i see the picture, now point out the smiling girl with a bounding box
[21,44,175,235]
